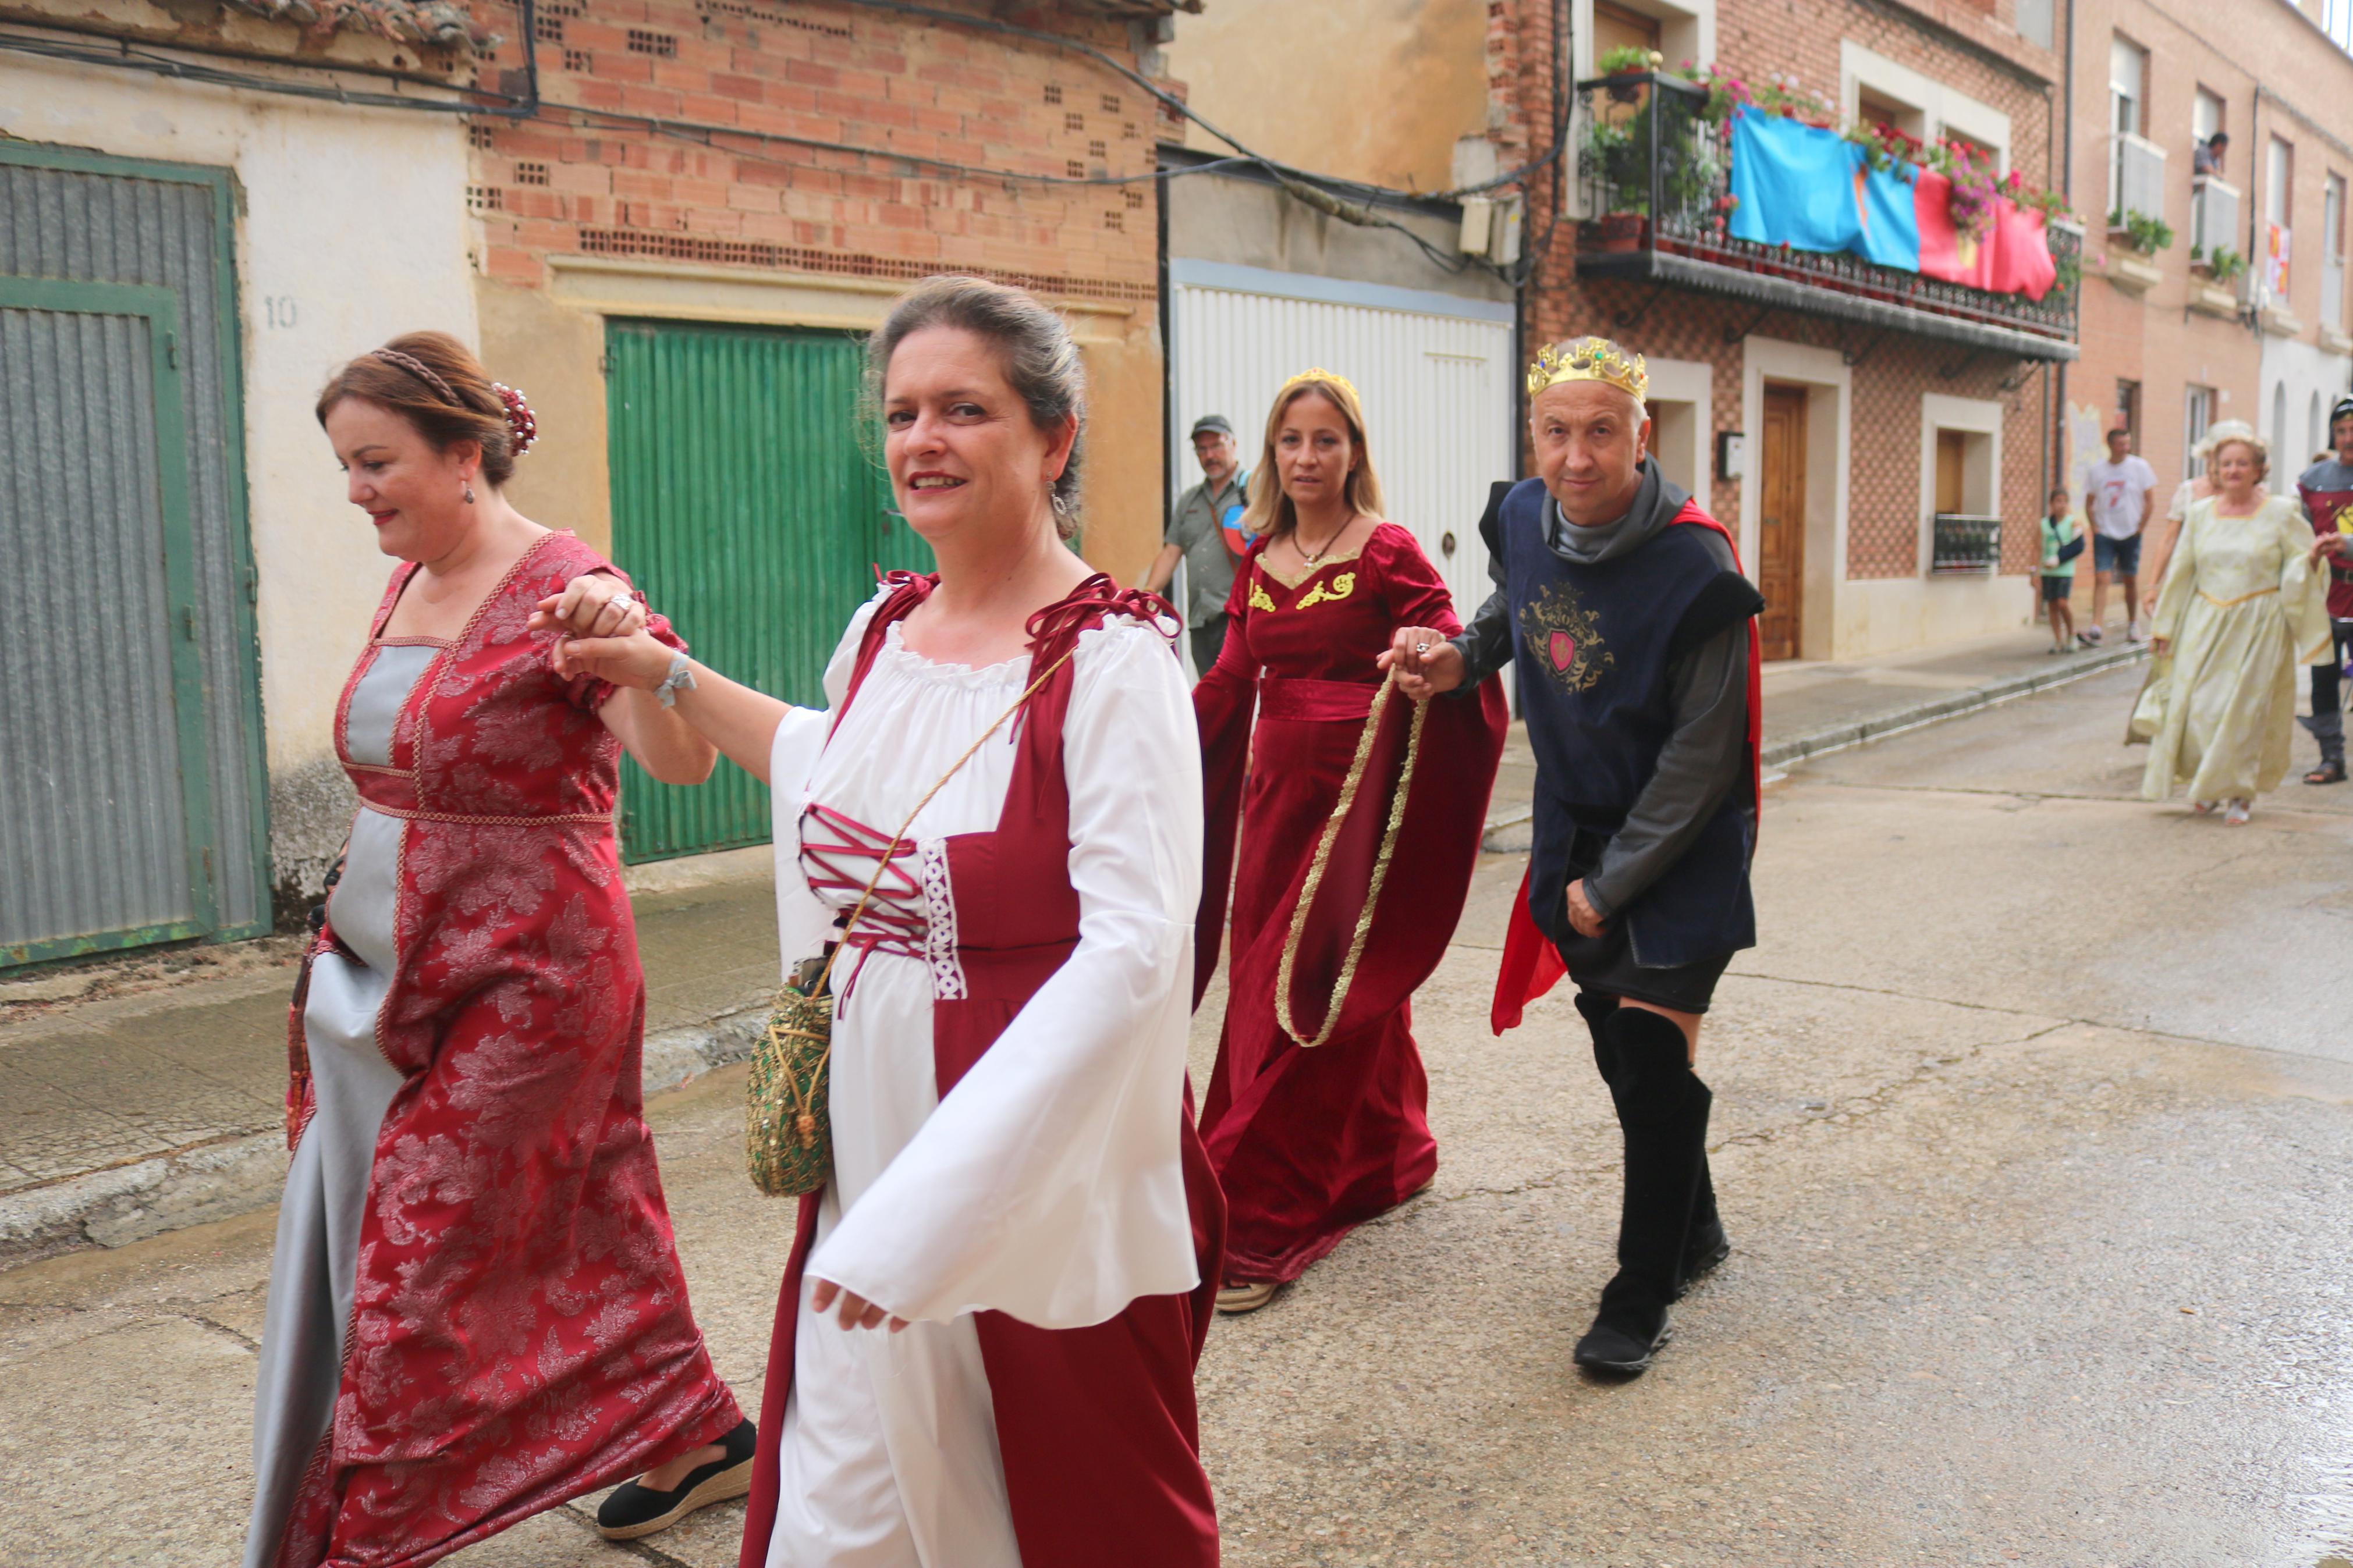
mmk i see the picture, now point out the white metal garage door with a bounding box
[1167,259,1516,625]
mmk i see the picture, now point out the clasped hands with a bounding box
[526,574,670,686]
[1376,624,1465,700]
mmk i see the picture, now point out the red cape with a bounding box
[1489,498,1765,1033]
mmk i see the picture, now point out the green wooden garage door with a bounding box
[606,319,929,862]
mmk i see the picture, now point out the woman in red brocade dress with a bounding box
[1195,370,1509,1313]
[244,334,751,1568]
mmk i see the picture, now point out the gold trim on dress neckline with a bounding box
[1255,520,1386,588]
[1258,547,1368,590]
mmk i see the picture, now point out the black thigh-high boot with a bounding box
[1680,1150,1729,1297]
[1573,989,1620,1066]
[1578,1007,1712,1376]
[1576,991,1727,1297]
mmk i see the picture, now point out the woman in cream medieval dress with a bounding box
[2134,429,2331,823]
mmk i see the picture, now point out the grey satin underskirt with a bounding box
[242,647,423,1566]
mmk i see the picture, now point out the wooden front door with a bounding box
[1758,384,1808,662]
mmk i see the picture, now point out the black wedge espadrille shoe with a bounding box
[595,1418,758,1541]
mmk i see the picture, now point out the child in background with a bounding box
[2040,486,2082,653]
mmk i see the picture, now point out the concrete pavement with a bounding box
[5,660,2352,1564]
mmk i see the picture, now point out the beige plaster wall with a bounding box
[1164,0,1490,191]
[475,279,612,551]
[1073,318,1166,586]
[0,54,477,893]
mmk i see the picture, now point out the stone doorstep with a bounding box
[1477,642,2148,852]
[0,1002,773,1273]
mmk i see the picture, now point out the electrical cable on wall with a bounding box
[0,0,1573,281]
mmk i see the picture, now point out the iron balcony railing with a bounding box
[1929,514,2003,575]
[1573,73,2079,357]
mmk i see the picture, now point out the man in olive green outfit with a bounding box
[1143,413,1250,674]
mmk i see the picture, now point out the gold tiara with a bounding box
[1527,337,1647,402]
[1280,367,1361,404]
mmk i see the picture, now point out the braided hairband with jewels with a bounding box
[365,348,539,458]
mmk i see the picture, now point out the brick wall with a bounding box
[1571,278,2049,576]
[459,0,1173,581]
[1490,0,2060,591]
[466,0,1160,303]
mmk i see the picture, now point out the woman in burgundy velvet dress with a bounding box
[1194,371,1508,1313]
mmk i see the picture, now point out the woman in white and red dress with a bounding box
[543,275,1223,1567]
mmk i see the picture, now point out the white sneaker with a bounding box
[2125,623,2148,645]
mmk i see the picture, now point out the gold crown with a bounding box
[1527,337,1648,402]
[1280,367,1361,404]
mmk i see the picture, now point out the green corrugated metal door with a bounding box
[1,277,218,964]
[606,319,928,862]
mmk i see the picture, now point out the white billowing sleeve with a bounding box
[805,620,1206,1328]
[769,595,888,980]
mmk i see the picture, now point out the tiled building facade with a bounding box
[1486,0,2071,657]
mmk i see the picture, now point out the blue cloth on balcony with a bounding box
[1726,108,1929,271]
[1727,108,1864,254]
[1855,162,1921,271]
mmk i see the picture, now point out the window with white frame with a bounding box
[1841,42,2009,172]
[2325,173,2346,331]
[2184,385,2215,481]
[2267,137,2295,302]
[1922,394,2001,575]
[2110,38,2144,141]
[2193,88,2224,166]
[2109,37,2160,225]
[1575,0,1712,83]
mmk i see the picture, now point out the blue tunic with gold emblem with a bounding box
[1493,473,1761,969]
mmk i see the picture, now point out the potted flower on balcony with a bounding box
[1598,44,1662,102]
[2104,208,2172,295]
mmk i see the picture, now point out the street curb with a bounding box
[1756,643,2148,770]
[1478,643,2148,852]
[0,1003,772,1272]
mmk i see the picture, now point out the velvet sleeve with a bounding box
[1368,523,1465,638]
[1190,551,1264,1006]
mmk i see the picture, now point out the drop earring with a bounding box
[462,478,477,504]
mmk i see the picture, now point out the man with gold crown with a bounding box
[1386,336,1763,1375]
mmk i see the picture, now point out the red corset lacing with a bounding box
[798,802,926,1006]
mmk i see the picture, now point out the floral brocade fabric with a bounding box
[274,532,741,1568]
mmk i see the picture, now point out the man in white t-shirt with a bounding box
[2081,425,2159,645]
